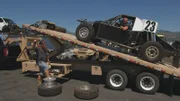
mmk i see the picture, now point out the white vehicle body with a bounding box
[132,17,158,33]
[0,17,17,31]
[0,17,9,31]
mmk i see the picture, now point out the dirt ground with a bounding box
[1,64,180,101]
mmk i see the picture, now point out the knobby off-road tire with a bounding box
[140,41,164,62]
[38,83,62,97]
[136,72,160,94]
[106,69,128,91]
[76,23,96,42]
[74,84,99,100]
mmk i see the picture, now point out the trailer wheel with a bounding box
[38,83,62,97]
[140,41,164,62]
[76,23,95,42]
[74,84,99,100]
[106,69,128,90]
[136,72,159,94]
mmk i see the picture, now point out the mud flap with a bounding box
[91,66,102,75]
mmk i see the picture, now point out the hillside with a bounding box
[157,30,180,41]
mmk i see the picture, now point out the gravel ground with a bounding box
[0,65,180,101]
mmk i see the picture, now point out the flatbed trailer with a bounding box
[21,24,180,96]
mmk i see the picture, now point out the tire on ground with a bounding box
[74,84,99,100]
[136,72,160,94]
[75,23,96,42]
[140,41,164,62]
[38,83,62,97]
[106,69,128,90]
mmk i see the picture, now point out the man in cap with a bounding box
[119,17,130,31]
[33,39,51,85]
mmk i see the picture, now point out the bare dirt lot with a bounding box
[1,65,180,101]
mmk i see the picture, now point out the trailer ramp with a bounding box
[22,24,180,79]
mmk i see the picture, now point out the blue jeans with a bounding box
[37,61,49,75]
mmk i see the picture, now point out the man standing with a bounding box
[33,40,50,85]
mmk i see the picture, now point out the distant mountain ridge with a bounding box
[157,30,180,41]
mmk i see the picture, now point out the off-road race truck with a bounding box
[30,20,67,33]
[75,14,177,63]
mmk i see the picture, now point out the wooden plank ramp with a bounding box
[22,24,180,78]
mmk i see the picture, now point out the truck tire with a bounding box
[140,41,164,62]
[75,23,95,42]
[38,83,62,97]
[74,84,99,100]
[106,69,128,90]
[136,72,159,94]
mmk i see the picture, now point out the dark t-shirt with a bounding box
[119,20,130,28]
[35,47,48,63]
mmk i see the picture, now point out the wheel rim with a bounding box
[110,74,124,87]
[140,76,155,91]
[79,27,89,38]
[145,46,159,58]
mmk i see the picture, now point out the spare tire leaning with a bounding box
[74,84,99,100]
[38,83,62,97]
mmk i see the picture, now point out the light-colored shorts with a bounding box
[37,61,49,75]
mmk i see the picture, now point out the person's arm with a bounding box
[120,26,129,31]
[32,40,37,49]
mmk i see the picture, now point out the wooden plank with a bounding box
[22,24,180,78]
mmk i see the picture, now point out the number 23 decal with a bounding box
[144,20,157,32]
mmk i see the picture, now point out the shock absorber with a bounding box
[172,49,180,68]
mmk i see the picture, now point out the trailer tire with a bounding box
[106,69,128,90]
[76,23,95,42]
[38,83,62,97]
[140,41,164,62]
[136,72,159,94]
[74,84,99,100]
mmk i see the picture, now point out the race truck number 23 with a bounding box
[143,20,158,33]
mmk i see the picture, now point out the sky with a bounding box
[0,0,180,32]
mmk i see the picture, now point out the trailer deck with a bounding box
[22,24,180,79]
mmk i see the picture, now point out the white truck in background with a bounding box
[0,17,17,31]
